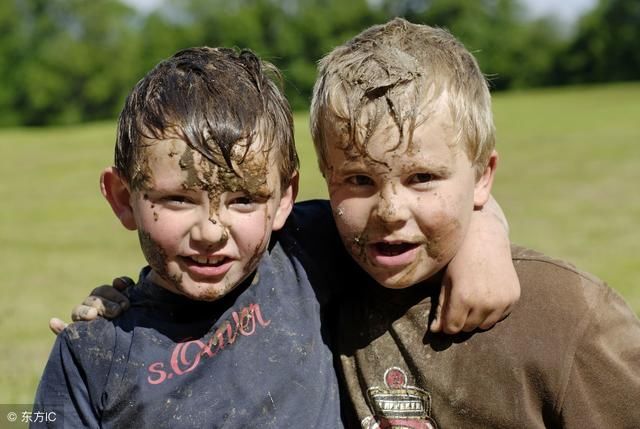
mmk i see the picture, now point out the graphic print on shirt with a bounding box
[362,366,438,429]
[147,302,271,385]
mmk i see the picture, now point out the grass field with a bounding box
[1,82,639,403]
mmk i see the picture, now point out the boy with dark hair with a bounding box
[311,18,640,427]
[35,45,519,427]
[34,47,342,427]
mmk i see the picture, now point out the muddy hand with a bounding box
[49,318,68,335]
[50,277,133,336]
[71,277,132,321]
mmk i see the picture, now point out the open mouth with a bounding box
[373,242,419,256]
[366,241,421,268]
[179,255,234,278]
[188,255,229,267]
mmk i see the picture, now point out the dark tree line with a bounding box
[1,0,638,126]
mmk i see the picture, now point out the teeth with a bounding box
[191,255,225,265]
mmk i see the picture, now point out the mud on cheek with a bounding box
[425,217,463,261]
[138,230,182,287]
[349,232,369,263]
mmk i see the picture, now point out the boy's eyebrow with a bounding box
[335,157,454,178]
[333,159,371,174]
[412,163,452,177]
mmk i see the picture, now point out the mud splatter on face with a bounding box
[427,217,463,260]
[138,229,178,286]
[175,142,272,217]
[350,232,369,262]
[131,160,153,191]
[179,146,200,190]
[131,134,284,301]
[196,277,235,301]
[243,238,267,280]
[393,258,420,287]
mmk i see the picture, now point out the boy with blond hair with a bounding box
[36,45,519,427]
[311,18,640,428]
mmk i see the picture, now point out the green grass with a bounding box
[1,82,639,403]
[491,83,640,311]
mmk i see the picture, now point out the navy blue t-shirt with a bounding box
[33,201,345,428]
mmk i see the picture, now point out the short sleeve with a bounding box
[32,321,114,428]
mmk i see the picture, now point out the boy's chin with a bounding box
[176,280,241,302]
[374,275,416,290]
[153,271,240,302]
[365,269,421,290]
[364,264,442,290]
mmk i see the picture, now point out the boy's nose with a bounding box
[374,184,410,225]
[191,214,229,246]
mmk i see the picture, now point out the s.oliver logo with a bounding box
[147,303,270,385]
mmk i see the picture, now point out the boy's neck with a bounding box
[134,268,258,323]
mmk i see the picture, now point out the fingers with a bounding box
[430,279,476,334]
[429,278,500,335]
[438,299,472,335]
[429,282,448,333]
[69,280,132,323]
[89,284,130,312]
[432,289,517,335]
[477,303,514,331]
[112,276,135,293]
[71,305,98,322]
[84,296,123,319]
[49,317,68,335]
[458,307,495,333]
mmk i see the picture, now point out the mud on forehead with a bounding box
[326,78,446,163]
[127,50,277,180]
[136,137,272,200]
[179,141,271,198]
[324,46,448,147]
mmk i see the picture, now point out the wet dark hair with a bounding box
[115,47,298,190]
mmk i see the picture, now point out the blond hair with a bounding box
[310,18,495,178]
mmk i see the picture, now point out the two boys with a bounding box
[77,17,640,427]
[34,44,517,427]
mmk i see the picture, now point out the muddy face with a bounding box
[128,136,291,301]
[324,93,480,289]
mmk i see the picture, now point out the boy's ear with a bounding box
[272,172,299,231]
[473,150,498,208]
[101,167,137,230]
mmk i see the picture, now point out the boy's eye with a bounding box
[230,196,254,206]
[228,194,261,213]
[162,195,194,205]
[347,175,374,186]
[408,173,434,184]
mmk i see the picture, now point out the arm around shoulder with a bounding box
[433,195,520,333]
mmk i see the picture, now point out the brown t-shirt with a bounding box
[339,245,640,428]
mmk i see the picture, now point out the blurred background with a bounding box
[2,0,639,124]
[1,0,639,404]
